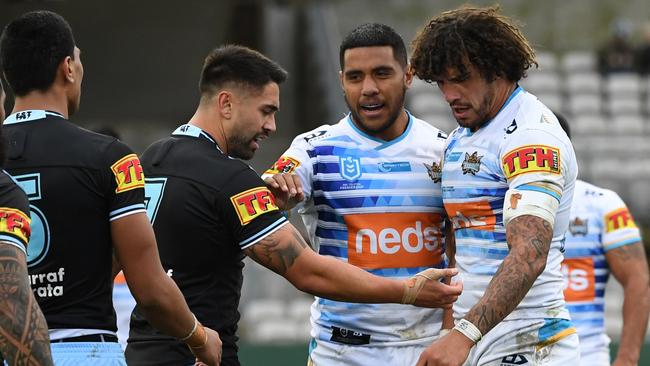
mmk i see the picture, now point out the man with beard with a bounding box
[262,23,459,365]
[410,6,580,366]
[126,44,461,366]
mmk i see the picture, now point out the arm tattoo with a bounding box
[0,244,53,365]
[245,225,308,275]
[465,215,552,335]
[610,242,645,262]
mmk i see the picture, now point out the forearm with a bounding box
[464,215,550,335]
[288,249,403,303]
[616,276,650,362]
[0,245,52,365]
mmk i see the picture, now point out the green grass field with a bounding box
[239,342,650,365]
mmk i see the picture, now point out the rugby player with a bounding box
[410,6,580,365]
[263,23,460,366]
[1,10,221,365]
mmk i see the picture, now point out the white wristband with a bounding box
[454,319,482,343]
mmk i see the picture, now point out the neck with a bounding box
[487,81,517,120]
[368,108,409,141]
[187,104,227,153]
[12,88,70,119]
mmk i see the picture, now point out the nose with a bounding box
[264,115,276,134]
[361,76,379,96]
[438,83,460,105]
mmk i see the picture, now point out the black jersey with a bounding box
[3,110,146,332]
[0,170,31,253]
[125,124,287,366]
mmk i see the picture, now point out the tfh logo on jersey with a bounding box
[344,212,443,270]
[0,208,31,244]
[604,207,637,232]
[265,156,301,175]
[111,154,145,193]
[461,152,482,175]
[569,217,588,236]
[502,145,560,179]
[230,187,279,225]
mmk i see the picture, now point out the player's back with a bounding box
[4,110,145,332]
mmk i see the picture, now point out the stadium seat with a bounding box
[521,72,561,94]
[243,299,286,324]
[606,96,642,116]
[565,72,601,94]
[535,93,563,111]
[561,51,597,73]
[604,73,642,95]
[534,51,558,72]
[568,94,602,116]
[611,115,644,133]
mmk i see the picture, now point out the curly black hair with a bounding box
[410,6,537,83]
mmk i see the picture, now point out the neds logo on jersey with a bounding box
[0,208,31,244]
[111,154,145,193]
[344,212,443,270]
[230,187,279,225]
[265,156,301,175]
[562,258,595,302]
[605,207,637,232]
[502,145,560,179]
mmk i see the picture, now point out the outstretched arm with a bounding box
[0,244,53,365]
[607,242,650,366]
[244,224,461,307]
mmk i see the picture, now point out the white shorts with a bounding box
[465,318,580,366]
[307,338,432,366]
[580,347,609,366]
[112,283,136,350]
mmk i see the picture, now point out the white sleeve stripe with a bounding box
[109,208,147,222]
[240,219,290,250]
[0,238,27,255]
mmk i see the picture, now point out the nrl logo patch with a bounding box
[461,152,483,175]
[423,161,442,183]
[569,217,588,236]
[340,156,362,181]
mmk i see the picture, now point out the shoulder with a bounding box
[291,123,340,148]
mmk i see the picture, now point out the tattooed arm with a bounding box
[0,244,53,365]
[606,242,650,366]
[244,224,461,306]
[463,214,551,334]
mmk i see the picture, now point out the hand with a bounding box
[190,327,222,366]
[612,357,639,366]
[416,330,473,366]
[406,268,462,308]
[264,173,305,210]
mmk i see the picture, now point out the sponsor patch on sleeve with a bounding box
[0,207,31,244]
[230,187,279,225]
[111,154,145,193]
[502,145,561,179]
[604,207,637,232]
[264,156,301,175]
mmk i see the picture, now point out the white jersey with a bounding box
[562,179,642,355]
[442,87,578,321]
[263,112,447,346]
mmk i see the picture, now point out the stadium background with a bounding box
[1,0,649,364]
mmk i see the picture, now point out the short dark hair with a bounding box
[411,6,537,83]
[199,45,287,97]
[0,10,76,96]
[554,111,571,139]
[339,23,408,69]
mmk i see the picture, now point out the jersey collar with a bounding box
[345,110,413,150]
[172,124,222,152]
[3,110,65,125]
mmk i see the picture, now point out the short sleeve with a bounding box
[261,133,317,202]
[500,123,573,205]
[217,167,288,250]
[105,140,146,221]
[0,179,32,253]
[599,190,642,251]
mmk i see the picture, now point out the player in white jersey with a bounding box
[410,6,581,365]
[556,114,649,366]
[263,23,462,366]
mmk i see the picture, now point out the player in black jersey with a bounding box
[1,11,221,365]
[0,80,53,365]
[126,45,460,366]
